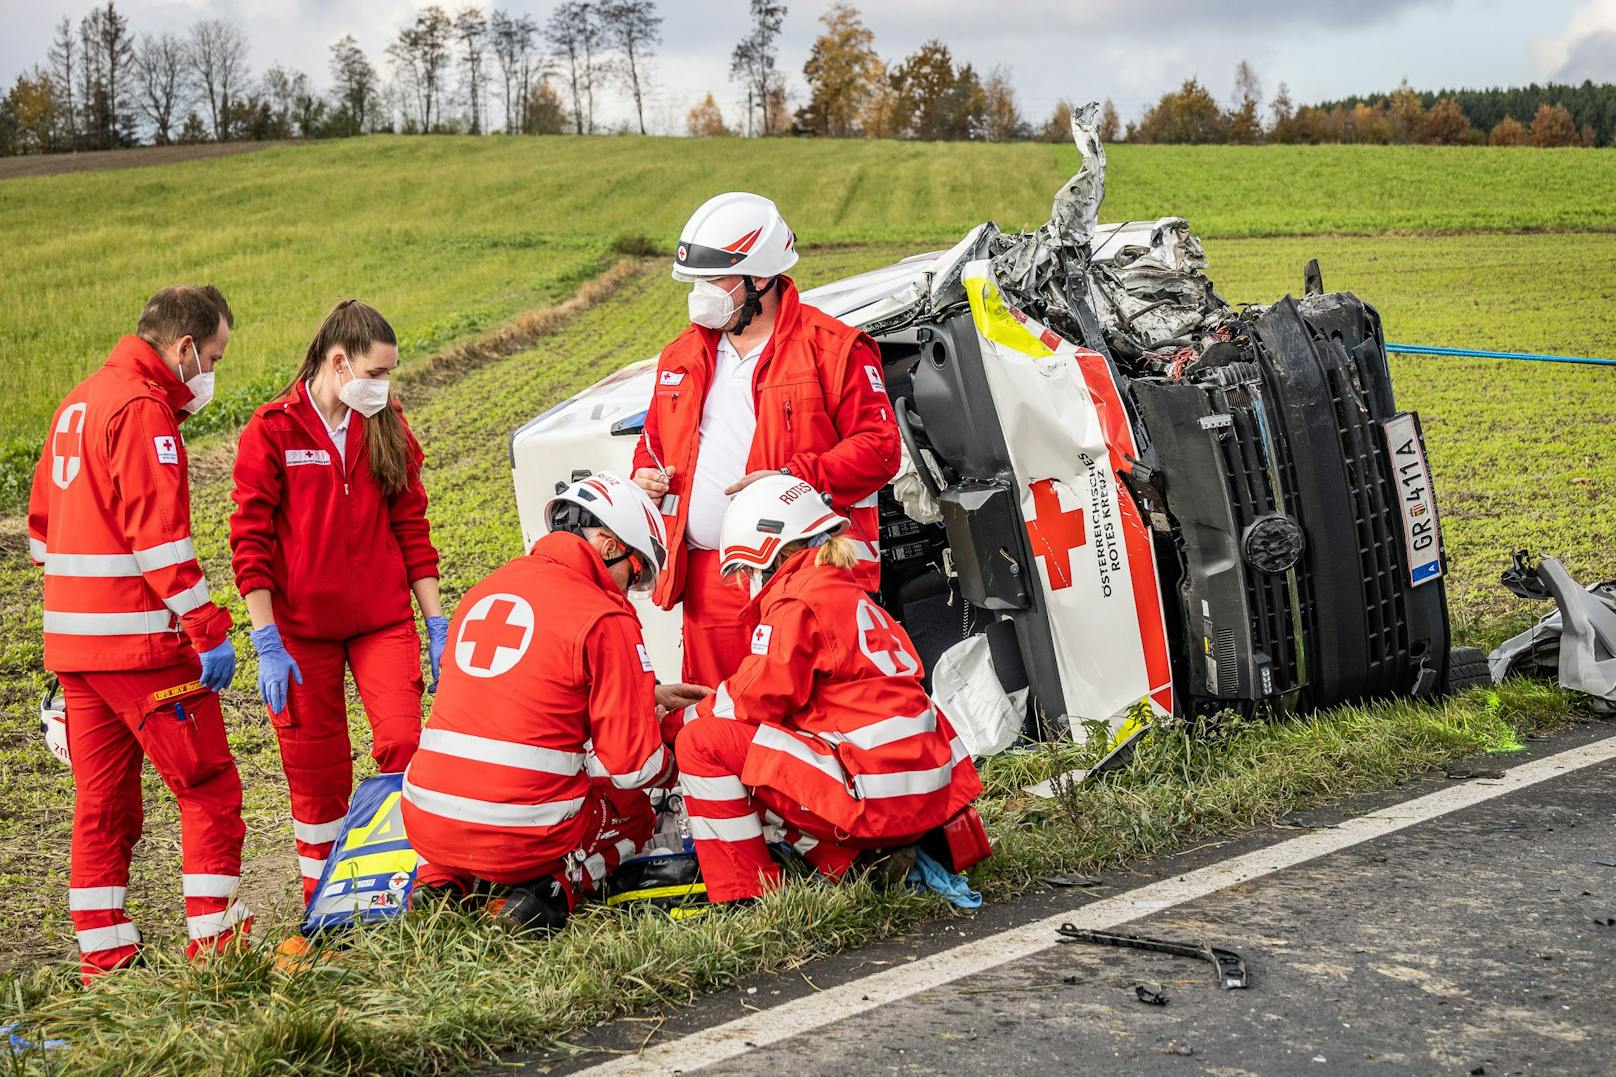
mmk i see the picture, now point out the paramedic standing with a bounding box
[402,472,709,931]
[632,192,901,686]
[670,476,987,903]
[27,284,250,983]
[228,300,446,905]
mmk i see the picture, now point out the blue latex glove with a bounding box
[198,638,236,692]
[250,624,303,716]
[425,615,450,693]
[906,847,982,909]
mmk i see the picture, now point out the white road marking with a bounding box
[580,734,1616,1076]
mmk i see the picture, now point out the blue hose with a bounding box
[1386,343,1616,368]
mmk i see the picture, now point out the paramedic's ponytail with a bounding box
[814,534,859,570]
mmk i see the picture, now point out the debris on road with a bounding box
[1160,1040,1194,1056]
[1135,984,1169,1006]
[1444,767,1507,780]
[1490,551,1616,713]
[1056,924,1250,989]
[1043,872,1104,888]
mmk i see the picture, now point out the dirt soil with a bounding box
[0,141,281,180]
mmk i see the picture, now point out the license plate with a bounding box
[1381,412,1444,588]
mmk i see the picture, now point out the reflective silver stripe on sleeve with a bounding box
[76,922,141,954]
[710,681,736,720]
[44,551,141,576]
[29,537,46,561]
[838,708,938,751]
[132,537,198,572]
[608,744,667,789]
[853,492,879,508]
[42,609,172,636]
[163,577,212,616]
[187,900,249,940]
[182,874,240,899]
[293,817,346,845]
[68,885,128,911]
[418,728,585,776]
[751,724,848,786]
[687,813,765,842]
[402,778,584,829]
[681,774,748,802]
[582,852,607,881]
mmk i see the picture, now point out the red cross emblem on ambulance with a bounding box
[1025,478,1087,590]
[454,593,535,678]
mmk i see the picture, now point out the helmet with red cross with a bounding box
[545,470,668,592]
[719,474,848,578]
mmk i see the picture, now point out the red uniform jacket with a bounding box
[227,381,438,641]
[28,335,232,672]
[633,277,900,606]
[681,550,981,839]
[401,531,670,878]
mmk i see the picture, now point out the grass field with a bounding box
[0,137,1612,1072]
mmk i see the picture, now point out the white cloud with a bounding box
[1531,0,1616,79]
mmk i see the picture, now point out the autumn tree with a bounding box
[5,69,60,153]
[190,18,249,140]
[798,3,881,137]
[1227,60,1262,143]
[1485,115,1522,145]
[329,35,379,135]
[489,11,540,134]
[1096,97,1119,142]
[730,0,787,135]
[889,40,985,140]
[523,78,569,133]
[1386,79,1423,142]
[1039,98,1073,142]
[687,91,730,136]
[1528,102,1577,146]
[1422,96,1469,144]
[1267,81,1295,142]
[547,2,603,134]
[600,1,661,135]
[980,66,1026,141]
[1134,78,1226,143]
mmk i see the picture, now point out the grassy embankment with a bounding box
[0,138,1610,1072]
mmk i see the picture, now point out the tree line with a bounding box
[4,1,1610,156]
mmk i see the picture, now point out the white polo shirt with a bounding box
[685,334,767,550]
[307,384,352,469]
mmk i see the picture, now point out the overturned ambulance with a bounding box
[511,105,1463,749]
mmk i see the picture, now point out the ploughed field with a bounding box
[0,136,1609,1074]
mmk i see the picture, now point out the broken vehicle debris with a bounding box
[1056,924,1250,990]
[1490,551,1616,714]
[512,101,1467,750]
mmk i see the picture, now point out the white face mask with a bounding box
[339,360,391,418]
[182,343,214,414]
[688,278,743,329]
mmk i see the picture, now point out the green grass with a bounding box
[0,143,1612,1072]
[3,136,1615,453]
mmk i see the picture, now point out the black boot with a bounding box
[492,876,571,935]
[409,880,468,912]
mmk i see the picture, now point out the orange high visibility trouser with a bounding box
[680,547,752,687]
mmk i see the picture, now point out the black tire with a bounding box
[1446,645,1493,694]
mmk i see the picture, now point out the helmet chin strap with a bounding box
[728,276,774,336]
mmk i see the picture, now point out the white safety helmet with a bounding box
[719,474,848,578]
[671,192,800,282]
[40,679,71,769]
[545,470,669,592]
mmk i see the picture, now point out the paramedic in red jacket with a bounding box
[402,472,709,931]
[632,192,900,688]
[27,284,249,983]
[228,300,447,905]
[670,476,985,903]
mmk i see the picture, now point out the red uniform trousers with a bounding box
[676,717,925,903]
[275,619,424,903]
[59,660,248,983]
[414,779,654,905]
[680,547,752,687]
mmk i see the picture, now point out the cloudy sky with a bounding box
[1,0,1612,133]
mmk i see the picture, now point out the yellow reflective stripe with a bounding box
[962,268,1055,358]
[605,882,707,907]
[324,848,418,882]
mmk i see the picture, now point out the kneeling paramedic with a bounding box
[27,285,249,982]
[401,472,709,930]
[670,476,986,903]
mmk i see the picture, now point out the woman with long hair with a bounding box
[228,299,447,905]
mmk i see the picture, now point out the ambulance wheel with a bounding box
[1445,646,1492,694]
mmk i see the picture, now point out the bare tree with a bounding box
[600,0,661,136]
[48,16,78,148]
[489,11,540,133]
[454,6,489,134]
[730,0,786,136]
[76,4,135,148]
[387,6,454,131]
[329,35,379,133]
[133,32,189,143]
[547,2,602,134]
[190,18,250,140]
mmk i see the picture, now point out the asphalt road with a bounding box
[519,721,1616,1076]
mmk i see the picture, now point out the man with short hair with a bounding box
[402,471,708,932]
[633,192,901,687]
[28,284,249,983]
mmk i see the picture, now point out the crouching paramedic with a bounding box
[402,472,709,930]
[27,285,249,982]
[670,476,985,903]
